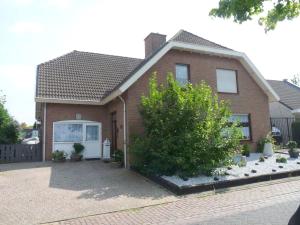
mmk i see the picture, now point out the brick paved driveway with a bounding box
[0,160,178,225]
[45,177,300,225]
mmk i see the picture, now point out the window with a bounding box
[86,125,99,141]
[229,114,251,140]
[54,123,83,142]
[216,69,237,93]
[175,64,189,85]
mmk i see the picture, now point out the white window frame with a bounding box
[230,114,251,140]
[216,69,238,93]
[175,64,190,85]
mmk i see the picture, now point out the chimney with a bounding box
[144,32,166,58]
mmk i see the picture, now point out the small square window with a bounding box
[175,64,189,85]
[216,69,237,93]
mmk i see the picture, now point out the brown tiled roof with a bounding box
[36,30,233,103]
[36,51,142,101]
[267,80,300,110]
[171,30,232,50]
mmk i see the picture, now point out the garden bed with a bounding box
[157,153,300,195]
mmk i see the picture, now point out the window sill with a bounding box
[218,91,239,95]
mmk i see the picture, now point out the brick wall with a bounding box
[41,49,270,161]
[43,103,109,160]
[126,50,270,151]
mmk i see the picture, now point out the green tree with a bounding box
[210,0,300,32]
[0,91,19,144]
[290,74,300,86]
[130,73,242,178]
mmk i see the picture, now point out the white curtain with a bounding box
[54,124,83,142]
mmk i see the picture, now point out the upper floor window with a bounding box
[175,64,189,85]
[216,69,238,93]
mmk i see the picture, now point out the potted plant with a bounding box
[71,143,85,161]
[241,144,250,157]
[113,149,124,167]
[287,141,299,158]
[263,132,274,156]
[52,150,67,162]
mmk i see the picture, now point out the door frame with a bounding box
[111,112,117,155]
[52,120,102,159]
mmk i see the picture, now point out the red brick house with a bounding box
[35,30,279,166]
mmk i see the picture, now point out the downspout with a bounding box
[43,103,47,162]
[118,96,127,168]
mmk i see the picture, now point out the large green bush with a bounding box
[292,121,300,145]
[0,100,19,144]
[130,73,242,178]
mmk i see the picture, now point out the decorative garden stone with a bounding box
[279,165,284,169]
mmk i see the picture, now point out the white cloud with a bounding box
[10,21,43,33]
[0,65,36,124]
[44,0,72,9]
[14,0,34,5]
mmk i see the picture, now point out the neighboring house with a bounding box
[35,30,279,165]
[268,80,300,120]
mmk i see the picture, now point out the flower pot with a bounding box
[70,153,83,161]
[289,150,299,158]
[263,143,273,156]
[53,158,66,162]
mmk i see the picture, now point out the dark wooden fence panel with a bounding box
[0,144,42,163]
[270,117,295,145]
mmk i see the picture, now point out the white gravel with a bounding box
[162,153,300,187]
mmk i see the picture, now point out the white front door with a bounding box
[53,120,102,159]
[84,123,101,158]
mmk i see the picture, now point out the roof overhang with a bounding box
[35,97,103,105]
[36,41,280,105]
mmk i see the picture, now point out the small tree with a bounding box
[290,74,300,86]
[210,0,300,32]
[0,92,19,144]
[131,73,242,178]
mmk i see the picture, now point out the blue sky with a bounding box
[0,0,299,125]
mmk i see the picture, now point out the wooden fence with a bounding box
[0,144,42,163]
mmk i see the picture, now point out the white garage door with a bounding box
[53,120,102,159]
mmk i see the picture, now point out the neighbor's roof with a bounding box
[267,80,300,110]
[36,30,278,104]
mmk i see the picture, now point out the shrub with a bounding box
[52,150,67,161]
[259,155,265,162]
[256,138,265,153]
[287,141,299,158]
[130,73,242,177]
[73,143,85,155]
[241,144,250,157]
[292,121,300,145]
[264,132,275,144]
[113,149,124,166]
[287,141,298,150]
[276,156,287,163]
